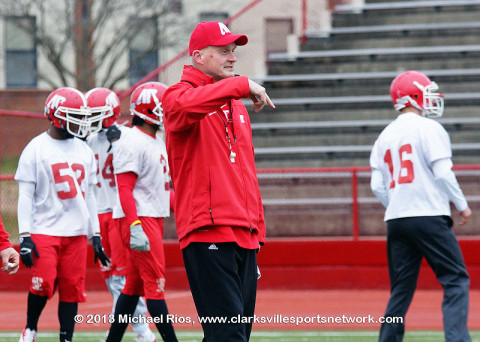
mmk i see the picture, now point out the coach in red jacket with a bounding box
[162,21,274,342]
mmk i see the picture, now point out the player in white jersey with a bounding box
[85,87,156,342]
[370,71,472,342]
[15,87,109,342]
[105,82,177,342]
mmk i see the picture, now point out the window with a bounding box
[265,18,294,54]
[5,16,37,88]
[199,12,229,23]
[128,17,159,85]
[168,0,183,14]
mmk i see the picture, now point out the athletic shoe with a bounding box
[19,328,37,342]
[134,330,157,342]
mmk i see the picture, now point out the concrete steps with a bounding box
[267,56,480,76]
[332,1,480,27]
[251,0,480,237]
[304,26,480,51]
[251,107,480,123]
[265,81,480,98]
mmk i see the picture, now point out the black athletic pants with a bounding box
[182,242,258,342]
[379,216,471,342]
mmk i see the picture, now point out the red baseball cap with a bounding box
[189,21,248,55]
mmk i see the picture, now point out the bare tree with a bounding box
[1,0,187,91]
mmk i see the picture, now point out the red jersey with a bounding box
[162,66,265,247]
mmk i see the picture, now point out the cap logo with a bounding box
[47,94,66,109]
[218,22,230,35]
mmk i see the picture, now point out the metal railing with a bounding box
[257,165,480,240]
[2,165,480,239]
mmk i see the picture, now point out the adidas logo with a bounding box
[208,244,218,250]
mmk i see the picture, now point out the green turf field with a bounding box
[2,330,480,341]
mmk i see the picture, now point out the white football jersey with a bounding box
[370,112,452,221]
[86,125,129,213]
[112,126,170,219]
[15,132,97,236]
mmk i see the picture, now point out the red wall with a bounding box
[2,238,479,291]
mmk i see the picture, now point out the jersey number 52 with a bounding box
[383,144,414,189]
[51,162,85,199]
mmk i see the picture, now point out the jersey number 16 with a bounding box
[383,144,415,189]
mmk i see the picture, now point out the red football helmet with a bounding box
[390,70,444,118]
[130,82,168,126]
[44,87,91,138]
[85,87,120,132]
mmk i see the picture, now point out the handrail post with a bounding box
[301,0,307,44]
[351,169,359,240]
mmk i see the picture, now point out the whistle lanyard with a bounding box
[216,108,236,163]
[181,81,237,162]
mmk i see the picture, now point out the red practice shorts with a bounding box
[29,234,87,302]
[98,212,127,279]
[115,217,166,300]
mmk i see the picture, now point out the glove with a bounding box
[19,235,39,268]
[106,125,121,152]
[106,125,121,142]
[92,235,111,267]
[130,223,150,252]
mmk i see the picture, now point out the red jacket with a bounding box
[0,221,12,251]
[162,66,266,244]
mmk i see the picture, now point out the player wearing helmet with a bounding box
[390,70,444,118]
[85,87,119,133]
[15,87,110,342]
[85,88,157,342]
[370,71,471,342]
[105,82,177,342]
[44,87,93,139]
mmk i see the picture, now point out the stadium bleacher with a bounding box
[268,45,480,62]
[305,21,480,37]
[335,0,480,13]
[247,0,480,238]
